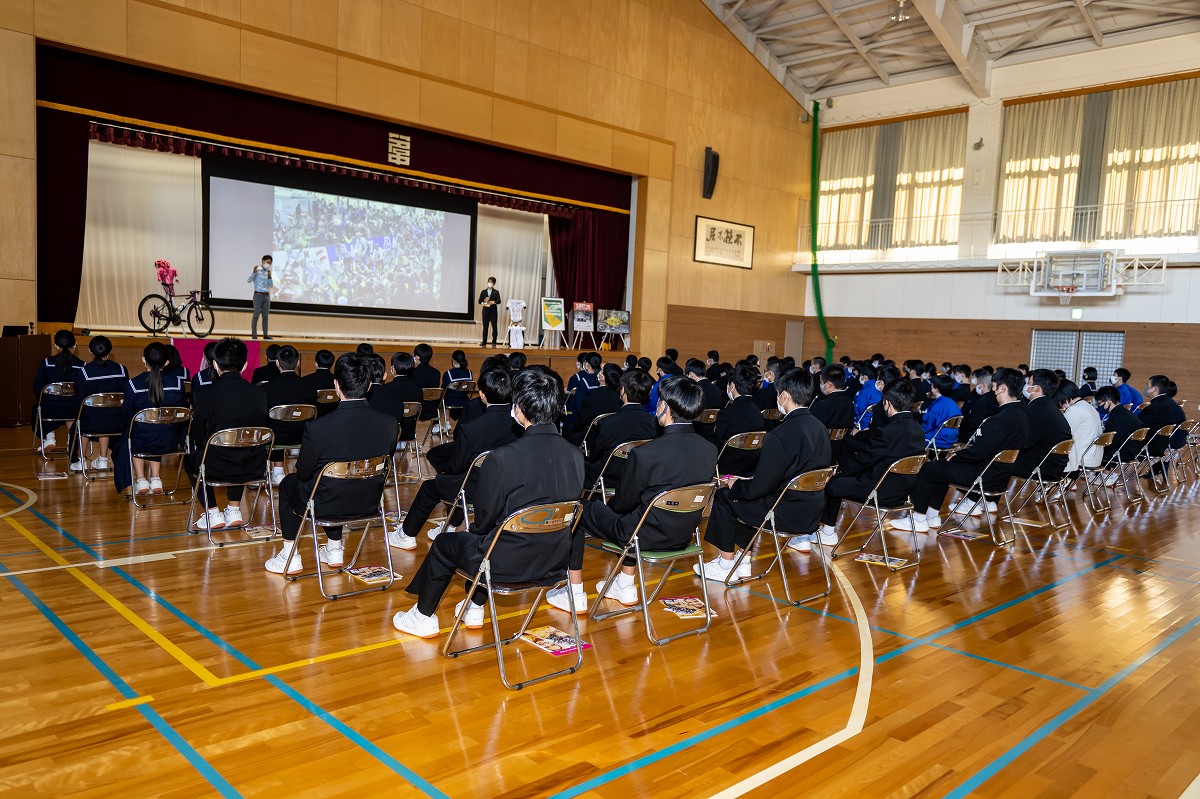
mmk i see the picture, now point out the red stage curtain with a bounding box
[548,209,630,313]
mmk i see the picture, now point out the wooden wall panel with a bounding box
[335,57,421,124]
[379,0,423,71]
[127,2,240,84]
[0,0,33,34]
[419,80,492,140]
[0,156,35,281]
[666,304,799,365]
[491,97,555,154]
[0,29,34,159]
[240,30,338,104]
[34,0,126,55]
[289,0,337,48]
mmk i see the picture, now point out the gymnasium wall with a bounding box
[0,0,812,357]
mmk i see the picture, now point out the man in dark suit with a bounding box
[250,343,281,385]
[714,365,766,477]
[260,345,318,485]
[1094,385,1150,477]
[1137,374,1187,477]
[696,368,831,582]
[567,364,623,446]
[263,354,398,574]
[393,367,585,637]
[890,368,1029,533]
[550,376,718,611]
[584,369,657,489]
[186,337,270,531]
[685,357,724,441]
[302,349,337,416]
[410,343,441,422]
[1011,369,1071,484]
[369,352,423,447]
[811,364,856,431]
[387,368,519,549]
[478,276,500,347]
[802,378,925,552]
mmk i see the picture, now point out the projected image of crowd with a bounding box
[271,190,445,309]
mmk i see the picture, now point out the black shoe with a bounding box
[264,336,274,340]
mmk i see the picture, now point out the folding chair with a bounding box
[831,454,927,570]
[938,449,1021,546]
[442,379,476,431]
[421,387,447,446]
[35,382,75,460]
[1008,439,1075,530]
[761,408,783,423]
[392,400,426,486]
[315,388,339,415]
[1137,423,1182,492]
[726,467,837,603]
[1093,426,1150,506]
[431,450,489,533]
[584,439,652,502]
[695,408,719,426]
[591,482,717,644]
[267,403,317,473]
[715,431,766,478]
[1179,420,1200,479]
[927,415,963,459]
[829,427,850,442]
[1076,431,1117,512]
[282,455,394,600]
[578,412,614,458]
[68,392,124,480]
[443,500,583,690]
[187,426,276,546]
[127,407,192,508]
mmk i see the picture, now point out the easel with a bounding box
[541,329,568,349]
[571,330,599,349]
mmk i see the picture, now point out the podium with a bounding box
[0,334,49,426]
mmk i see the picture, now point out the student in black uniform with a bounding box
[456,355,508,429]
[478,276,500,347]
[114,342,187,496]
[410,343,441,422]
[811,364,855,431]
[697,368,831,582]
[260,345,318,485]
[705,350,722,381]
[959,368,999,442]
[564,352,601,436]
[568,363,623,446]
[714,365,766,477]
[264,353,398,575]
[186,337,270,531]
[551,376,718,611]
[369,352,423,450]
[1094,386,1148,477]
[387,368,520,550]
[191,341,220,401]
[251,344,282,385]
[1137,374,1188,479]
[70,335,128,473]
[393,367,585,637]
[584,369,657,489]
[1078,367,1099,400]
[303,349,336,393]
[754,361,780,413]
[950,365,973,404]
[891,368,1029,533]
[1009,368,1071,482]
[33,329,83,453]
[685,357,724,442]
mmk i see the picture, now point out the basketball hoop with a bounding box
[1053,285,1078,305]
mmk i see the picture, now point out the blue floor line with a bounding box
[0,560,242,798]
[0,487,448,799]
[941,613,1200,799]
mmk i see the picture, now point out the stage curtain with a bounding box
[475,206,549,343]
[36,108,91,322]
[548,210,629,319]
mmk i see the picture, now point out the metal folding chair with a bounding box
[1008,439,1075,530]
[591,482,717,644]
[187,426,276,545]
[715,430,766,478]
[584,439,652,502]
[127,407,192,508]
[1179,420,1200,479]
[391,400,426,491]
[829,427,850,442]
[695,408,719,426]
[35,382,75,460]
[1092,426,1150,506]
[578,412,614,458]
[443,500,583,690]
[726,467,837,603]
[68,392,124,480]
[267,402,316,469]
[1076,431,1117,511]
[761,408,783,423]
[282,455,394,600]
[315,388,339,416]
[442,379,476,431]
[831,454,927,570]
[420,387,447,446]
[1137,423,1182,492]
[431,450,489,533]
[938,449,1021,546]
[927,415,963,459]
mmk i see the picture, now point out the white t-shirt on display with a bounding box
[507,299,527,323]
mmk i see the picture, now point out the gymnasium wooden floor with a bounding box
[2,425,1199,799]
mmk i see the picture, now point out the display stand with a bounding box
[541,329,568,349]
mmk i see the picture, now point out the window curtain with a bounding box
[995,96,1084,243]
[1099,77,1200,239]
[892,113,967,247]
[548,209,629,314]
[817,125,877,250]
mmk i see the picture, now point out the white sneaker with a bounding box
[41,432,56,452]
[787,534,812,553]
[949,497,982,516]
[196,508,226,531]
[70,460,85,472]
[271,467,285,486]
[149,477,163,494]
[595,577,639,605]
[318,540,344,568]
[817,525,840,547]
[693,556,749,583]
[134,478,151,495]
[547,584,589,614]
[264,545,303,575]
[454,598,485,629]
[889,514,929,534]
[91,456,110,470]
[393,606,440,638]
[387,529,418,550]
[925,514,943,530]
[427,520,457,541]
[1103,471,1120,487]
[223,506,244,528]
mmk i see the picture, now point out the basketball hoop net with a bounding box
[1053,285,1078,305]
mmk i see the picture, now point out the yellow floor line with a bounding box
[105,695,155,711]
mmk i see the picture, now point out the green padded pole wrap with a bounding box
[809,101,835,362]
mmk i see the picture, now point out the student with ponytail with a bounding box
[32,329,84,452]
[70,336,128,472]
[113,342,187,496]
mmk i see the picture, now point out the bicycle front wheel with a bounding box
[186,302,216,338]
[138,294,171,334]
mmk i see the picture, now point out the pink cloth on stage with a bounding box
[172,337,260,379]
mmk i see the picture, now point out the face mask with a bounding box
[510,406,520,422]
[727,388,735,402]
[871,360,880,367]
[1111,376,1120,385]
[976,384,987,395]
[1022,385,1033,399]
[777,399,787,415]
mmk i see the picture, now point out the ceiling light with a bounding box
[891,0,911,22]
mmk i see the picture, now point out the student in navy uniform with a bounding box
[440,349,473,425]
[811,364,855,431]
[1136,374,1187,479]
[369,352,423,456]
[584,369,657,490]
[564,351,601,437]
[251,344,282,385]
[551,376,718,611]
[714,365,766,477]
[410,342,442,422]
[922,374,963,453]
[697,368,831,582]
[163,343,189,382]
[260,345,318,485]
[568,363,623,446]
[113,342,187,496]
[70,335,128,473]
[1078,367,1099,400]
[32,329,83,453]
[191,341,220,402]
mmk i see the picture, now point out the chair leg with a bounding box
[830,500,871,560]
[726,525,776,587]
[781,530,832,602]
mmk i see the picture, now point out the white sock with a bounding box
[615,573,635,588]
[926,508,940,518]
[718,556,735,569]
[912,512,927,521]
[280,540,295,555]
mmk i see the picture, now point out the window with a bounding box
[1029,329,1125,382]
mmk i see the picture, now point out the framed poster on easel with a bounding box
[571,302,598,348]
[596,309,631,351]
[540,297,567,348]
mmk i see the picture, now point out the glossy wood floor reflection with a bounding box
[2,425,1199,799]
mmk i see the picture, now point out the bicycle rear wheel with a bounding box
[186,301,216,338]
[138,294,171,334]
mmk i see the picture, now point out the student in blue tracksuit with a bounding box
[564,351,601,436]
[852,364,880,429]
[1113,368,1143,411]
[113,342,188,496]
[922,374,963,452]
[70,336,128,472]
[32,329,84,453]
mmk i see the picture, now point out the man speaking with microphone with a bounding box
[478,276,500,347]
[248,254,273,340]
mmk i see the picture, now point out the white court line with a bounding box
[1180,771,1200,799]
[707,560,874,799]
[0,538,270,577]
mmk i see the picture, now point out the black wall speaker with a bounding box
[702,146,720,199]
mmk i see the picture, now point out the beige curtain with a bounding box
[892,112,967,247]
[995,97,1084,243]
[1099,77,1200,239]
[817,125,877,250]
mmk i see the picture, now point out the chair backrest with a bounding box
[723,431,765,451]
[1136,401,1151,412]
[939,415,964,431]
[82,392,124,409]
[316,389,339,405]
[785,466,837,494]
[132,406,192,425]
[995,448,1020,464]
[579,412,613,455]
[885,453,927,476]
[268,403,317,423]
[695,408,719,425]
[319,455,389,480]
[496,501,581,535]
[41,381,74,398]
[1049,438,1075,456]
[760,409,783,422]
[609,438,651,461]
[207,426,274,448]
[422,387,445,401]
[1153,423,1178,439]
[649,482,716,515]
[1126,427,1151,443]
[828,427,850,441]
[402,401,423,419]
[446,379,476,393]
[1091,431,1117,448]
